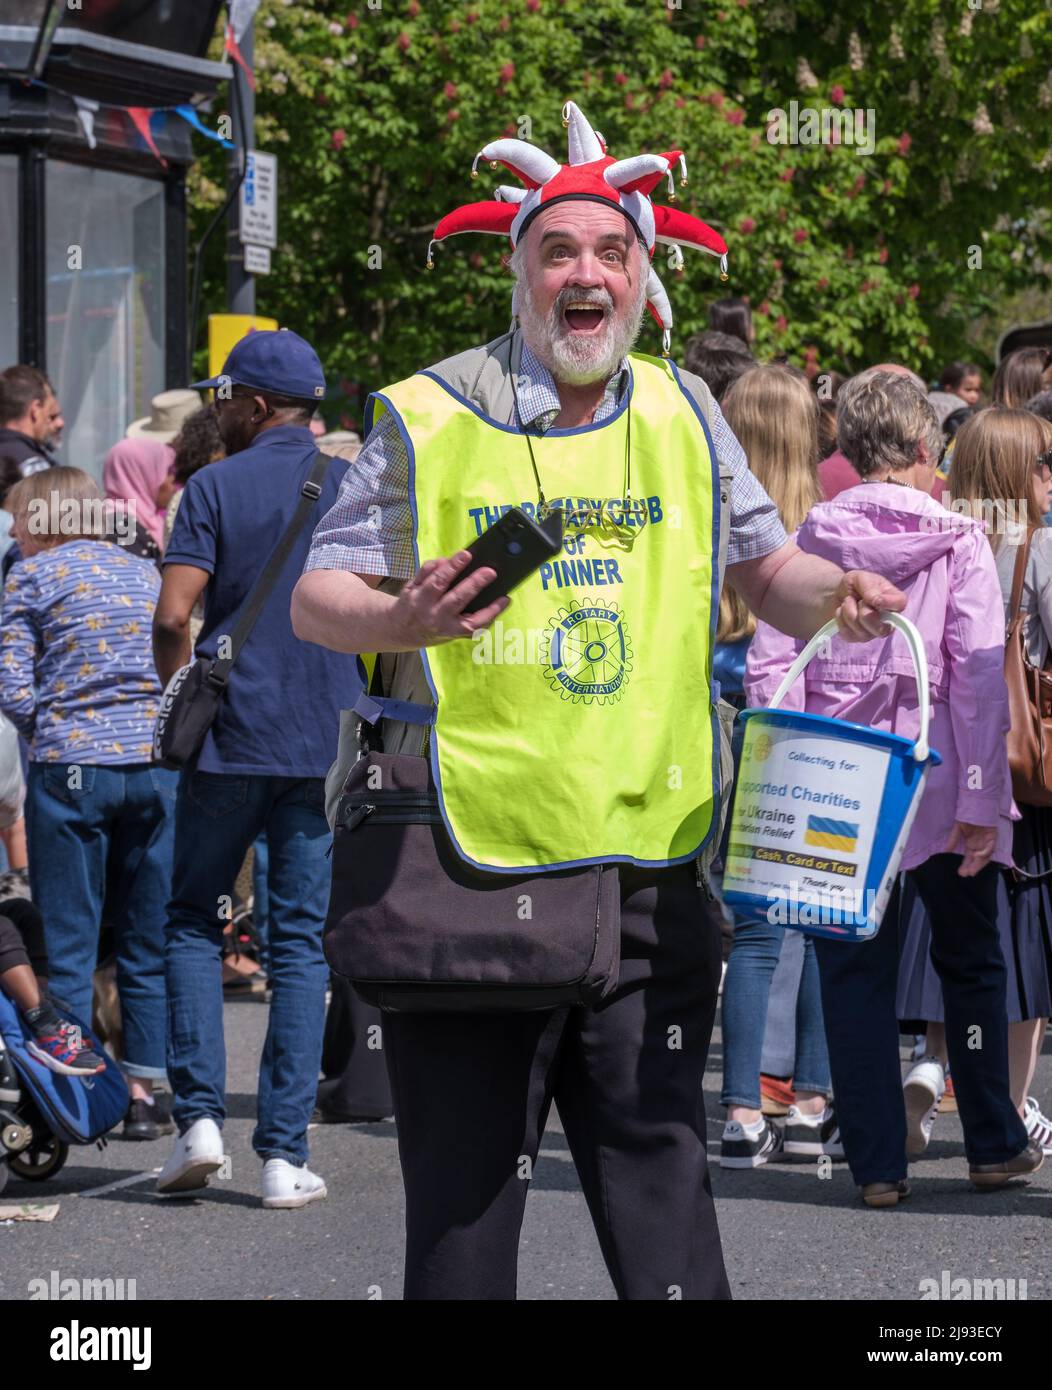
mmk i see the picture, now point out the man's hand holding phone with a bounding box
[393,507,562,649]
[393,551,509,648]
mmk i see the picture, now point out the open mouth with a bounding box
[563,302,606,333]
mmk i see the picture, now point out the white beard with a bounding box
[517,272,648,386]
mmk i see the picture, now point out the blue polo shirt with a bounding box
[164,424,361,778]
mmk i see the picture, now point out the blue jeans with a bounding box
[165,771,331,1165]
[760,928,806,1077]
[720,915,831,1108]
[251,832,270,975]
[25,762,177,1080]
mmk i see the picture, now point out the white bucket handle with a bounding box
[766,612,931,762]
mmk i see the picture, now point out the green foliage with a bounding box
[189,0,1052,426]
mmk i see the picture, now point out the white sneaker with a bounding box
[261,1158,328,1209]
[156,1117,224,1195]
[903,1056,945,1157]
[1024,1096,1052,1156]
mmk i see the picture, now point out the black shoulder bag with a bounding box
[153,449,331,770]
[323,665,622,1013]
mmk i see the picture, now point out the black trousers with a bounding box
[815,854,1029,1185]
[383,863,730,1301]
[317,973,392,1119]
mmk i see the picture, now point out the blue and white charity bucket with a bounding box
[721,613,941,941]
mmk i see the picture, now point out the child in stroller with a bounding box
[0,898,103,1075]
[0,896,123,1192]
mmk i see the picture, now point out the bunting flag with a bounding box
[72,95,99,150]
[229,0,261,44]
[31,76,242,169]
[175,104,235,149]
[224,24,256,92]
[127,106,168,170]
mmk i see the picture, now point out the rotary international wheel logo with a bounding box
[543,599,633,704]
[752,732,773,764]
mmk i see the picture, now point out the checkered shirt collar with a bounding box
[515,340,629,434]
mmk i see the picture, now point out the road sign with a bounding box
[243,244,271,276]
[208,313,279,380]
[239,150,277,249]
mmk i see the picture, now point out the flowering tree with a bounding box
[189,0,1052,422]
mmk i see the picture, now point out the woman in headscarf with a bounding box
[102,438,172,559]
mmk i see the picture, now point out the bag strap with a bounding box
[351,655,436,755]
[352,690,436,728]
[1012,862,1052,882]
[351,646,437,765]
[209,448,332,687]
[1008,528,1035,630]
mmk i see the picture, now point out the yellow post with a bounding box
[207,314,279,379]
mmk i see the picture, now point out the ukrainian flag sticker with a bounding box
[804,816,859,853]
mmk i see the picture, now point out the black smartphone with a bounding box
[459,506,564,613]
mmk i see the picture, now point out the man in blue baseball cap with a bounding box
[190,328,328,457]
[152,327,383,1208]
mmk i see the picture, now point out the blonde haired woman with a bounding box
[714,366,838,1169]
[717,365,821,661]
[897,408,1052,1157]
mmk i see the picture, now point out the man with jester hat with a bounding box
[294,102,903,1300]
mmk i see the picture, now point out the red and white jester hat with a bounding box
[426,101,729,356]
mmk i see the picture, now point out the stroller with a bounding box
[0,993,128,1194]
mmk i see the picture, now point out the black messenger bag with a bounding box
[153,449,331,770]
[323,693,621,1013]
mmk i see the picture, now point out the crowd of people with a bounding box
[0,355,382,1191]
[697,302,1052,1203]
[0,287,1049,1262]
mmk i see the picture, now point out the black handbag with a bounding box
[324,684,622,1013]
[153,448,331,770]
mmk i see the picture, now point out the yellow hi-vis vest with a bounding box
[371,352,719,873]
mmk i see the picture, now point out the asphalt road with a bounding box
[1,993,1048,1302]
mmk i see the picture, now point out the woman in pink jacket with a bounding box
[746,372,1039,1206]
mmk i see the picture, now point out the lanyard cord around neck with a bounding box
[510,367,633,522]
